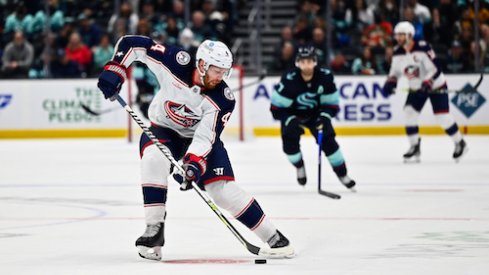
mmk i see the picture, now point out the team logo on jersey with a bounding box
[176,51,191,65]
[164,101,200,127]
[224,87,235,100]
[404,65,420,79]
[297,92,318,110]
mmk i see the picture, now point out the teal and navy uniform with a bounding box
[270,66,349,178]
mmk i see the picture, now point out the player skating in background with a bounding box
[97,36,294,260]
[382,21,468,162]
[270,46,356,190]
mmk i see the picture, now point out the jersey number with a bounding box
[221,112,232,127]
[150,44,166,54]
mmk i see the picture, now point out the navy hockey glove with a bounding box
[97,61,127,101]
[420,80,432,93]
[315,113,332,130]
[182,153,207,184]
[382,77,397,96]
[282,116,304,136]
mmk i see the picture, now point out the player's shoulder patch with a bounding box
[223,87,235,101]
[176,50,191,65]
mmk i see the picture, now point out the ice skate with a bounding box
[339,175,356,192]
[264,230,295,258]
[403,138,421,163]
[135,222,165,260]
[297,165,307,186]
[453,139,468,162]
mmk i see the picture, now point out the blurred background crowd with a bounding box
[0,0,487,79]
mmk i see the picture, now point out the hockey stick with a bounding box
[399,73,484,94]
[317,129,341,200]
[112,94,284,258]
[82,74,266,116]
[230,73,266,93]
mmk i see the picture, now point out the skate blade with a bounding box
[348,187,357,193]
[137,245,162,261]
[258,246,295,259]
[403,156,420,163]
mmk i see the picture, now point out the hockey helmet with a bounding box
[394,21,415,37]
[295,45,317,67]
[196,40,233,79]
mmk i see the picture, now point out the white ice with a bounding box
[1,136,488,275]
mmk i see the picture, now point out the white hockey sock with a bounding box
[435,113,462,143]
[206,180,278,243]
[408,134,420,146]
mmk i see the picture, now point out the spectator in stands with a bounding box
[107,1,139,42]
[164,16,180,45]
[136,18,152,37]
[190,10,215,43]
[331,0,353,47]
[330,52,350,74]
[407,0,431,24]
[1,31,33,78]
[3,4,33,36]
[311,27,328,67]
[376,46,393,74]
[352,0,375,33]
[293,16,312,45]
[375,0,398,26]
[403,6,425,40]
[29,1,64,34]
[171,0,187,31]
[444,40,470,73]
[361,12,392,52]
[78,11,103,48]
[178,28,198,57]
[351,46,376,75]
[140,0,161,29]
[268,41,296,74]
[65,32,92,76]
[432,0,458,47]
[92,33,114,75]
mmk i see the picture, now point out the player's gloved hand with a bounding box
[420,80,432,93]
[172,172,193,191]
[97,61,127,101]
[382,77,397,96]
[282,116,304,136]
[315,113,331,130]
[182,153,207,184]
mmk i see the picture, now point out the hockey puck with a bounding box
[254,259,267,264]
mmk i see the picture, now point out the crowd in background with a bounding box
[0,0,487,78]
[270,0,489,75]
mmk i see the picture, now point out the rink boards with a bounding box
[0,74,487,138]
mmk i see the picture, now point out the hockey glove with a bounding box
[97,61,127,101]
[172,172,193,191]
[382,77,397,96]
[315,113,332,130]
[420,80,432,93]
[182,153,207,184]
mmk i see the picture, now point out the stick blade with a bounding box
[80,104,101,116]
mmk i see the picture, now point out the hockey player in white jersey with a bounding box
[382,21,468,162]
[97,36,294,260]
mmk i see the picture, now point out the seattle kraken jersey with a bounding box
[270,67,339,122]
[388,40,447,90]
[112,35,235,158]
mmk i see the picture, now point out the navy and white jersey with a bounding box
[270,67,339,122]
[112,35,235,158]
[388,40,447,90]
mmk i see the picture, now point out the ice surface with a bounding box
[1,136,488,274]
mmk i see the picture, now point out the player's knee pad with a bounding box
[435,113,456,129]
[282,137,301,155]
[404,105,420,126]
[140,144,171,186]
[206,180,253,215]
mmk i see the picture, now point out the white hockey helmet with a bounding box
[195,40,233,79]
[394,21,415,37]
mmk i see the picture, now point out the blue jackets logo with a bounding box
[451,84,486,118]
[0,94,13,109]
